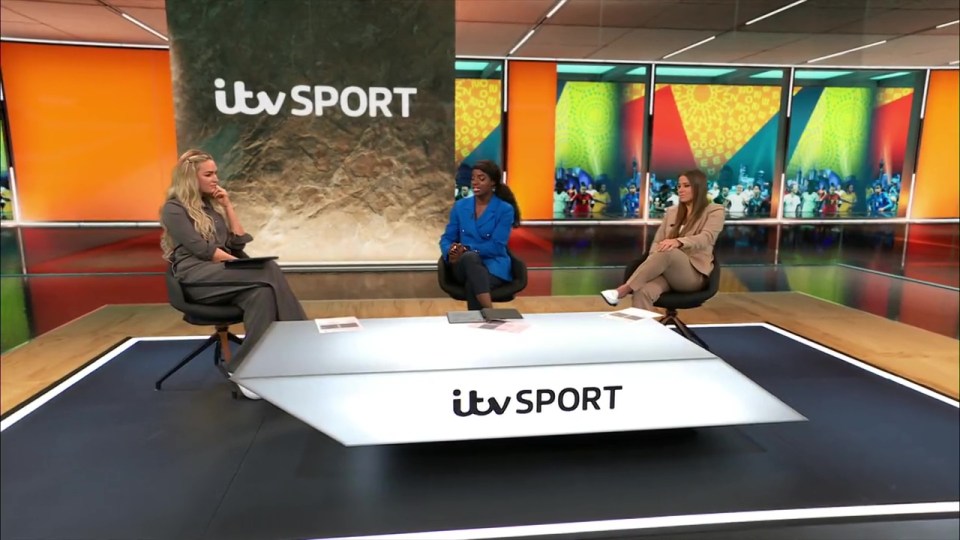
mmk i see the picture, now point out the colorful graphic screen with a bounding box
[553,78,645,219]
[0,116,13,221]
[1,229,29,353]
[785,75,919,219]
[454,69,503,201]
[913,70,960,218]
[649,82,781,219]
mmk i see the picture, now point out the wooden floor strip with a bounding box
[2,292,957,415]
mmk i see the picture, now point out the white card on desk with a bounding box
[315,317,363,334]
[602,308,663,321]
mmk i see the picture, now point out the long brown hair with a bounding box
[668,169,709,239]
[473,160,521,227]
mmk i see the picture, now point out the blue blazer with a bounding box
[440,195,515,282]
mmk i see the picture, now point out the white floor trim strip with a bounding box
[1,337,143,432]
[318,502,960,540]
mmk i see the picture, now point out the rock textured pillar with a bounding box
[167,0,454,262]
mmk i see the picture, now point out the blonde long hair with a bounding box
[668,169,709,239]
[160,149,226,260]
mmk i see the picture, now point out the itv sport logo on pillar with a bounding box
[213,78,417,117]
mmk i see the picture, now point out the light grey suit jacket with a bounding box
[651,203,725,276]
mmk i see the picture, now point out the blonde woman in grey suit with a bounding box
[602,169,725,310]
[160,150,306,398]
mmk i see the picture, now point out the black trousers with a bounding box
[452,251,504,310]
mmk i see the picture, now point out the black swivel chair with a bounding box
[438,250,528,304]
[623,249,721,350]
[155,267,244,390]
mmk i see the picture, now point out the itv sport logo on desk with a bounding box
[452,386,624,417]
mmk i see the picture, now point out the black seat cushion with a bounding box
[166,268,244,326]
[438,251,528,303]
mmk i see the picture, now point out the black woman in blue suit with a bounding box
[440,160,522,310]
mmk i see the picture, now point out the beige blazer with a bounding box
[651,203,725,276]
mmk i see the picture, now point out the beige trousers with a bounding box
[626,250,706,310]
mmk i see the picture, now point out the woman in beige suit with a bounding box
[601,169,724,310]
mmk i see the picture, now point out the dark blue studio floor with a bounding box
[1,326,957,540]
[1,223,958,354]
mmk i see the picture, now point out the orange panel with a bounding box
[0,43,177,221]
[507,61,556,221]
[913,70,959,219]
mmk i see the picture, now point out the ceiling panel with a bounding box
[828,8,958,34]
[546,0,662,27]
[832,35,959,65]
[744,3,876,33]
[516,43,603,58]
[589,28,718,61]
[920,23,960,36]
[0,20,73,40]
[730,0,823,25]
[547,0,686,28]
[1,6,35,23]
[123,6,168,35]
[737,33,894,63]
[111,0,167,7]
[524,24,630,47]
[3,1,111,27]
[634,2,741,31]
[456,0,554,23]
[28,0,99,4]
[861,0,960,9]
[456,21,531,56]
[0,0,957,67]
[0,0,168,44]
[668,31,809,63]
[547,0,791,29]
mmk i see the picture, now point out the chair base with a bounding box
[660,310,709,351]
[154,327,243,391]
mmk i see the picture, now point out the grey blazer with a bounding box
[161,198,252,279]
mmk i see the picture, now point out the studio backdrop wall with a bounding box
[166,0,454,263]
[0,43,176,222]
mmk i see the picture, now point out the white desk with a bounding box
[232,312,805,446]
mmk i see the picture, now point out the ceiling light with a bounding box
[545,0,569,19]
[935,20,959,29]
[99,1,168,41]
[0,36,168,49]
[794,70,852,80]
[950,60,960,65]
[121,13,168,41]
[870,71,911,81]
[455,61,488,71]
[807,40,887,63]
[656,66,735,77]
[508,29,536,56]
[557,64,614,74]
[745,0,808,26]
[662,35,716,60]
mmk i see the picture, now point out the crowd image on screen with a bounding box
[552,160,639,219]
[457,157,903,221]
[0,171,11,220]
[782,160,900,218]
[454,162,475,201]
[651,164,772,219]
